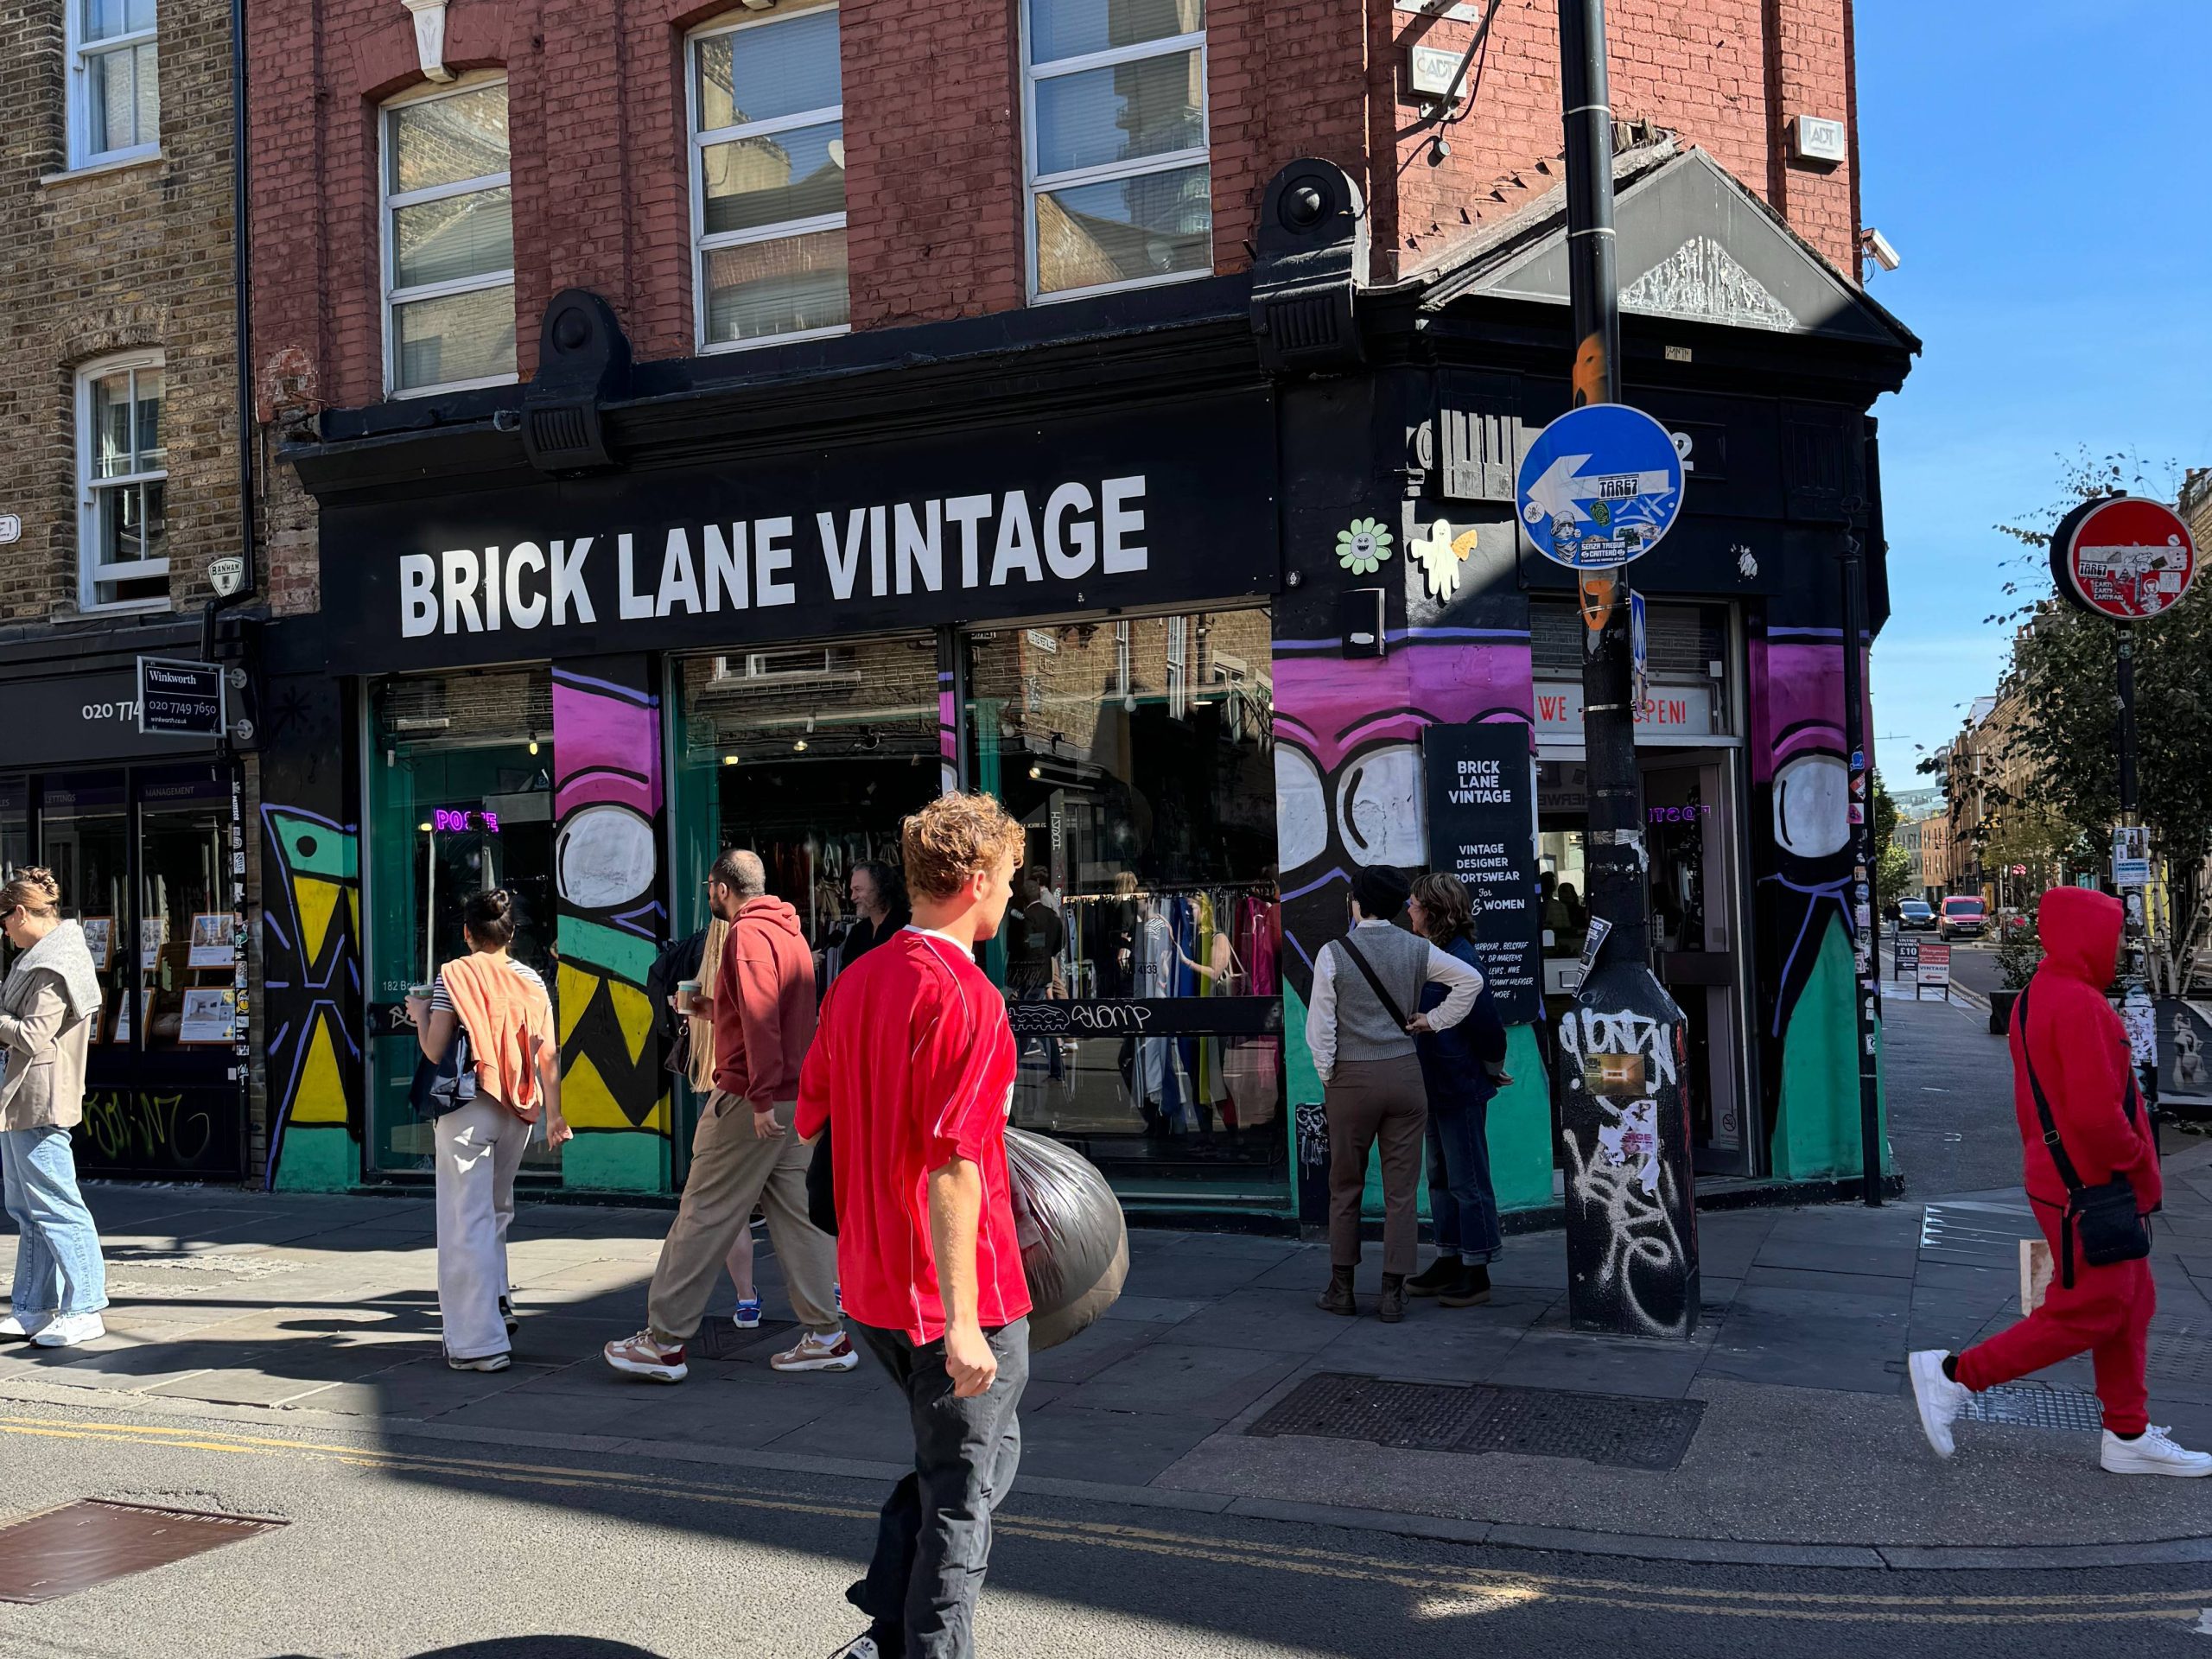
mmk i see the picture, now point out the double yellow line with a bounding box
[0,1415,2201,1627]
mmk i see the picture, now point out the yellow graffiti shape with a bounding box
[607,979,656,1066]
[559,1053,669,1134]
[291,1015,349,1125]
[295,878,343,965]
[556,961,600,1046]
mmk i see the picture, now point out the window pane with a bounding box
[82,0,151,45]
[703,229,849,344]
[393,186,514,289]
[702,123,844,236]
[134,367,163,473]
[391,84,509,194]
[1033,48,1202,175]
[394,283,517,390]
[88,44,144,154]
[91,372,132,477]
[695,10,842,133]
[1036,163,1211,294]
[1029,0,1200,66]
[133,41,158,145]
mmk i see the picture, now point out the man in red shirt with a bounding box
[798,792,1032,1659]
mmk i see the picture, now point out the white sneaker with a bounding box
[1908,1349,1970,1459]
[32,1313,105,1349]
[0,1311,54,1341]
[2101,1426,2212,1477]
[772,1331,860,1373]
[447,1351,511,1373]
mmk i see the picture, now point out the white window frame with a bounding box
[76,349,169,614]
[687,4,850,356]
[380,76,518,399]
[1020,6,1211,305]
[65,0,161,171]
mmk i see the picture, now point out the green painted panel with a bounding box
[558,916,660,986]
[270,812,359,880]
[1491,1024,1555,1213]
[1774,915,1891,1179]
[271,1126,357,1193]
[562,1128,668,1192]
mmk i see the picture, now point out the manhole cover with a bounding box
[0,1501,285,1603]
[1960,1384,2105,1433]
[1248,1373,1706,1470]
[1455,1388,1704,1471]
[694,1317,797,1361]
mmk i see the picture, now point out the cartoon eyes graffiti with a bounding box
[1772,752,1849,861]
[1275,740,1428,878]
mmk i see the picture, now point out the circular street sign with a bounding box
[1516,404,1685,571]
[2050,495,2197,621]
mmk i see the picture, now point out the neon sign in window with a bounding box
[431,808,500,833]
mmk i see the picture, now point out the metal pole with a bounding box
[1840,531,1881,1205]
[2115,623,2158,1111]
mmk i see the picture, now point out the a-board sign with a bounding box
[1895,938,1920,981]
[1916,941,1952,1001]
[1422,721,1541,1022]
[136,658,225,738]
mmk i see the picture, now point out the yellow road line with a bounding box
[0,1416,2199,1626]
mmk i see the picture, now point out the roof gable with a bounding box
[1421,147,1916,352]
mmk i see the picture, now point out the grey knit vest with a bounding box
[1326,924,1430,1064]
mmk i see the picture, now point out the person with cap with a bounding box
[1304,864,1483,1323]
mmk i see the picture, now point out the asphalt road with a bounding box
[0,1396,2204,1659]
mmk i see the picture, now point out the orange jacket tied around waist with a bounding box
[440,955,555,1123]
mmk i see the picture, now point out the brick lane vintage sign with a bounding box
[309,391,1278,674]
[1422,721,1542,1023]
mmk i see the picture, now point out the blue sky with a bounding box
[1857,0,2212,790]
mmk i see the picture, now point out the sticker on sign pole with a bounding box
[1516,404,1685,570]
[2050,496,2198,621]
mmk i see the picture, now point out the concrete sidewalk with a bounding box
[1,990,2209,1568]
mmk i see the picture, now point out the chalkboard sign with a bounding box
[1422,721,1541,1023]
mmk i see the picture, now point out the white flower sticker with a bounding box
[1336,518,1394,575]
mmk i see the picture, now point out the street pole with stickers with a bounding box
[2047,495,2200,1108]
[1840,520,1882,1205]
[1530,0,1698,1338]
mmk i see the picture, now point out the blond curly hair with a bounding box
[901,793,1025,903]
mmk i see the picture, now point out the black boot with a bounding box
[1318,1266,1357,1316]
[1377,1273,1407,1324]
[1439,1263,1492,1307]
[1406,1257,1459,1296]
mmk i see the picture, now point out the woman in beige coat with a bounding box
[0,868,108,1348]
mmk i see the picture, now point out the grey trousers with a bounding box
[1325,1055,1428,1276]
[850,1318,1030,1659]
[434,1095,531,1362]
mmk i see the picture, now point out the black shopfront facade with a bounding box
[258,149,1915,1223]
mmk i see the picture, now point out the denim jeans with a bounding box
[1425,1096,1503,1264]
[850,1318,1029,1658]
[2,1126,108,1317]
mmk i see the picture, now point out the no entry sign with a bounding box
[2050,496,2198,621]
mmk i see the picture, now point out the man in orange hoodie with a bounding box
[605,849,850,1382]
[1910,885,2209,1476]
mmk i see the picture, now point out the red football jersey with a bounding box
[797,928,1031,1345]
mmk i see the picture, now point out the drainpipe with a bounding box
[205,0,256,670]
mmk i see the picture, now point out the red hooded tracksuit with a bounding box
[1954,887,2161,1433]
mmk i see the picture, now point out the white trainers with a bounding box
[2101,1426,2212,1478]
[0,1311,54,1341]
[447,1351,511,1373]
[771,1331,860,1373]
[1908,1349,1970,1459]
[32,1313,105,1349]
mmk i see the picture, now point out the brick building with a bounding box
[245,0,1916,1215]
[0,0,252,1178]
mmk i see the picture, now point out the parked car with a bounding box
[1897,899,1936,932]
[1939,895,1988,939]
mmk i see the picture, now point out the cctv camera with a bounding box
[1860,227,1901,273]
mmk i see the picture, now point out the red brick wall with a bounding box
[247,0,1863,423]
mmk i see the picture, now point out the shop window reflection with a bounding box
[138,769,233,1052]
[40,776,131,1046]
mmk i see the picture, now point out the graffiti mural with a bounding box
[550,662,670,1192]
[262,803,363,1190]
[1748,626,1884,1179]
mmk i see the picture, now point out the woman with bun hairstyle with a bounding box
[0,868,109,1349]
[405,889,569,1371]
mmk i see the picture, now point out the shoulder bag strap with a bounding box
[1336,935,1412,1031]
[2016,977,2088,1198]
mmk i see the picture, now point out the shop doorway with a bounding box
[365,671,558,1178]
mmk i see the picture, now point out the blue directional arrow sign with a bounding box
[1516,404,1686,570]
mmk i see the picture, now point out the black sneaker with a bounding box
[830,1623,902,1658]
[1406,1258,1459,1297]
[1440,1264,1493,1307]
[499,1294,518,1333]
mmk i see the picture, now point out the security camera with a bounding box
[1859,227,1901,273]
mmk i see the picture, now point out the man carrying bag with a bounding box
[1908,885,2209,1475]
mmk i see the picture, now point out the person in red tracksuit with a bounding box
[1909,886,2210,1476]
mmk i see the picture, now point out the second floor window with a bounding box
[383,80,516,397]
[1024,0,1211,302]
[79,353,168,610]
[689,3,849,353]
[69,0,160,168]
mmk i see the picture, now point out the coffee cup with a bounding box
[675,978,702,1014]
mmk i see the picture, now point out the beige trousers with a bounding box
[647,1093,840,1344]
[1325,1055,1429,1277]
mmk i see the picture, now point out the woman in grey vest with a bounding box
[1306,865,1482,1322]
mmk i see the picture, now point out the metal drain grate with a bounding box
[1960,1384,2106,1433]
[0,1501,285,1603]
[695,1317,797,1361]
[1248,1373,1706,1470]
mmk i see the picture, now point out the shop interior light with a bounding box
[793,739,808,753]
[527,735,539,755]
[1028,764,1043,780]
[722,754,739,766]
[417,822,432,833]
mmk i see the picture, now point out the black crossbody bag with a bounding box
[2015,976,2152,1288]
